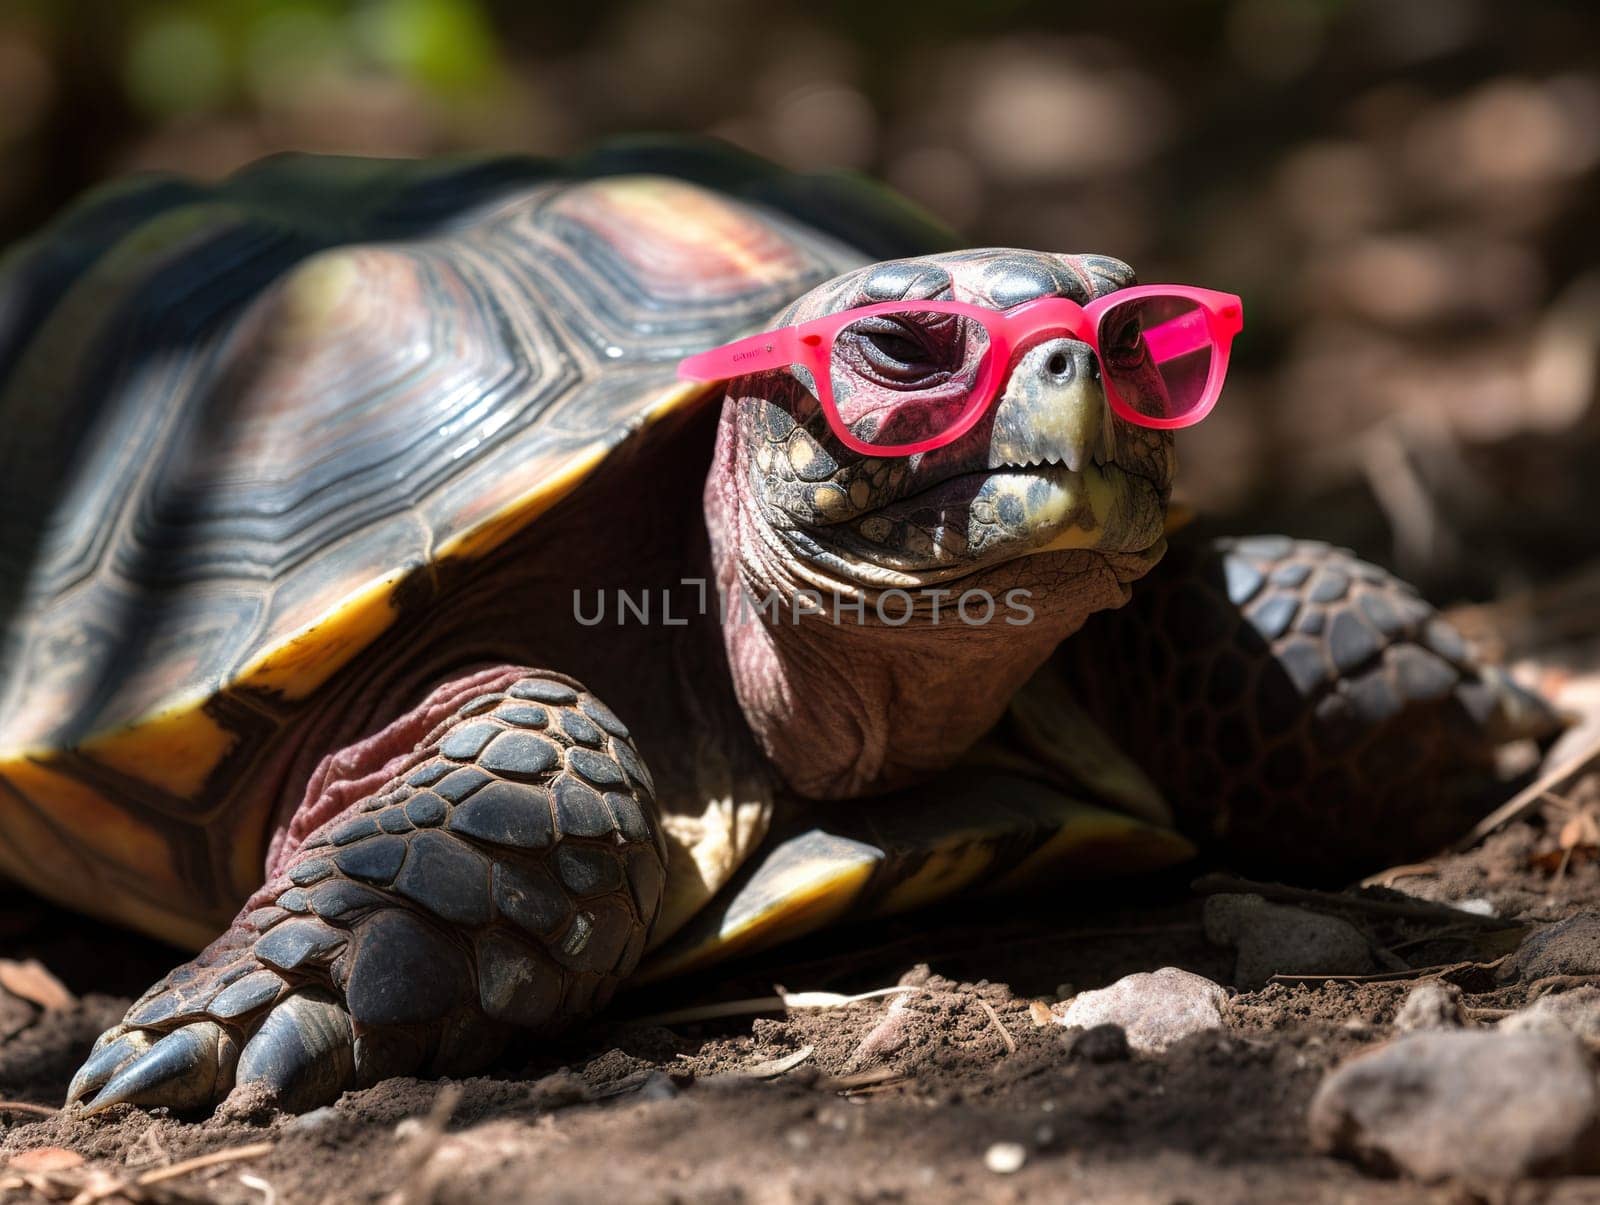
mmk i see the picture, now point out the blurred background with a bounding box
[1,0,1598,613]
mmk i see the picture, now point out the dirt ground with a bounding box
[3,785,1600,1204]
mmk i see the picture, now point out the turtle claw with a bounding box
[235,991,355,1113]
[64,671,665,1116]
[81,1022,236,1115]
[72,990,359,1116]
[66,1029,154,1106]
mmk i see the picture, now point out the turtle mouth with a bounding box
[793,456,1167,585]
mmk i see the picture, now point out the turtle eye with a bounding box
[837,310,967,388]
[1102,311,1144,368]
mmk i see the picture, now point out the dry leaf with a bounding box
[7,1148,83,1172]
[735,1046,814,1079]
[1529,846,1594,873]
[0,960,74,1011]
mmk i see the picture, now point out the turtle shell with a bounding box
[0,140,954,946]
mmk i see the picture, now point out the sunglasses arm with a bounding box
[677,327,805,383]
[1142,308,1213,365]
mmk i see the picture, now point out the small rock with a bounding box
[984,1142,1027,1174]
[289,1105,342,1133]
[1203,893,1375,987]
[1308,1030,1600,1181]
[1455,897,1497,917]
[1501,987,1600,1041]
[1392,981,1465,1033]
[1053,968,1227,1053]
[1067,1023,1131,1063]
[1502,916,1600,981]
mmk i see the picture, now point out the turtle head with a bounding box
[706,249,1178,799]
[726,249,1174,584]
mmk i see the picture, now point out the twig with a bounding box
[975,999,1016,1055]
[0,1100,56,1117]
[1530,974,1599,999]
[832,1078,907,1098]
[1453,736,1600,851]
[1359,863,1437,889]
[1541,790,1580,814]
[1268,958,1502,985]
[1269,969,1432,985]
[631,986,917,1027]
[816,1067,905,1094]
[1191,872,1513,929]
[134,1143,275,1187]
[732,1046,814,1080]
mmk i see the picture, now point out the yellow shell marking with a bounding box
[79,705,237,802]
[991,805,1196,890]
[0,759,213,944]
[234,568,409,702]
[637,849,877,983]
[875,837,997,915]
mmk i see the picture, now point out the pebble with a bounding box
[289,1105,342,1133]
[1053,967,1227,1053]
[1501,987,1600,1041]
[984,1142,1028,1174]
[1501,915,1600,981]
[1308,1030,1600,1181]
[1203,893,1374,987]
[1392,981,1465,1033]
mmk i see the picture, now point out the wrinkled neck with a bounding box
[704,412,1143,799]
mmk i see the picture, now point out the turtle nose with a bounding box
[1038,340,1097,387]
[986,337,1112,474]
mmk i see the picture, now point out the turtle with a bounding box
[0,139,1554,1115]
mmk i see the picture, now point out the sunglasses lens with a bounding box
[829,309,991,449]
[1099,295,1215,424]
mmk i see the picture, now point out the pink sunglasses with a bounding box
[678,285,1244,457]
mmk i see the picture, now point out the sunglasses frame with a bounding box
[677,285,1244,457]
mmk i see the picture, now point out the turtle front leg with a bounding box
[68,668,665,1114]
[1064,535,1561,880]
